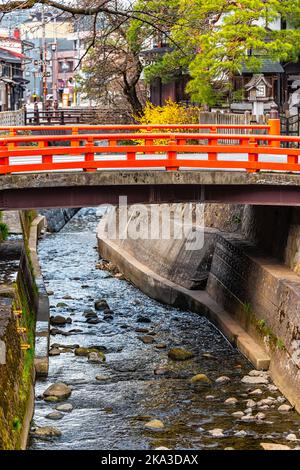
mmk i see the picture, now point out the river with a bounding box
[28,208,300,450]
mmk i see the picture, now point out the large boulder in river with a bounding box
[50,315,72,326]
[43,382,72,400]
[190,374,211,384]
[74,347,105,359]
[30,426,62,439]
[94,299,110,311]
[88,351,106,363]
[168,347,195,361]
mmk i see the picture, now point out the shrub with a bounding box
[134,99,200,146]
[135,99,200,127]
[0,222,8,241]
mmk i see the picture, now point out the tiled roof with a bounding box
[242,59,284,74]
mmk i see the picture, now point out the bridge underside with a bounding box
[0,171,300,210]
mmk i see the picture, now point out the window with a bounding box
[256,84,266,97]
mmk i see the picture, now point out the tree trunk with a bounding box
[123,84,143,116]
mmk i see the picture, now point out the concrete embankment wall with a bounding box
[98,203,300,413]
[0,211,49,450]
[39,208,79,232]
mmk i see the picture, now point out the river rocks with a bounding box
[137,316,151,323]
[56,302,68,308]
[56,403,73,412]
[277,396,286,404]
[255,412,266,421]
[83,310,98,318]
[235,430,247,437]
[258,405,270,410]
[86,318,102,325]
[103,315,113,321]
[49,348,61,356]
[50,328,72,336]
[138,335,155,345]
[44,396,59,403]
[103,309,114,316]
[209,428,224,438]
[215,376,231,384]
[168,347,194,361]
[246,399,256,408]
[135,328,149,333]
[50,315,72,326]
[224,397,238,405]
[190,374,211,384]
[43,382,72,400]
[94,299,110,311]
[62,295,73,300]
[257,398,275,406]
[46,411,64,420]
[155,344,167,350]
[249,370,268,377]
[114,273,125,280]
[232,411,244,418]
[249,388,263,396]
[47,290,54,295]
[278,404,292,412]
[88,351,106,363]
[154,367,170,376]
[241,415,255,422]
[95,375,109,381]
[286,433,298,442]
[268,384,278,392]
[30,426,62,439]
[144,419,164,431]
[261,443,291,450]
[51,343,79,350]
[74,347,101,357]
[241,375,268,385]
[202,353,216,360]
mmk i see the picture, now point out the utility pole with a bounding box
[42,5,48,109]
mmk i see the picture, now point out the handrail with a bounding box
[0,123,271,133]
[1,121,297,175]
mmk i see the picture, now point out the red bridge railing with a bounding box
[2,120,299,175]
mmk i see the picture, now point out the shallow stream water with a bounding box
[28,208,300,450]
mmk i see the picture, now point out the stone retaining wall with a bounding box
[98,203,300,413]
[0,212,48,449]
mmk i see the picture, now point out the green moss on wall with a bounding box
[0,211,38,450]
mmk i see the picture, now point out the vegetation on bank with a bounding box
[0,210,37,449]
[0,212,8,242]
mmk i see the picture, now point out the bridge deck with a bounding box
[1,170,300,210]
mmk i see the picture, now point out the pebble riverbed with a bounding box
[28,208,300,450]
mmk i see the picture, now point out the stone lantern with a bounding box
[245,74,272,120]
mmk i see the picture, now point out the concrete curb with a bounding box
[28,216,50,377]
[98,237,270,371]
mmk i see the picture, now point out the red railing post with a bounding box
[0,141,9,174]
[84,136,96,172]
[42,141,53,166]
[247,137,259,173]
[166,135,178,171]
[208,126,217,161]
[268,104,281,148]
[71,128,78,148]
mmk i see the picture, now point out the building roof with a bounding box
[0,47,28,63]
[242,59,284,74]
[245,74,272,90]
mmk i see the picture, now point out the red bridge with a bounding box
[0,120,300,210]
